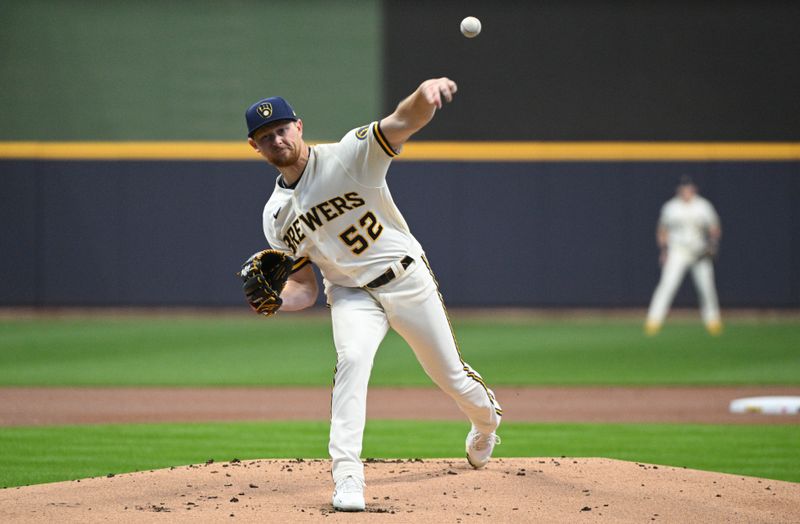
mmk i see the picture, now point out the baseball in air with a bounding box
[460,16,481,38]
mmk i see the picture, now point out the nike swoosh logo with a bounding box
[273,207,281,219]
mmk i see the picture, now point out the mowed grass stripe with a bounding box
[0,421,797,488]
[1,317,798,386]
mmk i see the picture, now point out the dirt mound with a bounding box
[1,458,797,523]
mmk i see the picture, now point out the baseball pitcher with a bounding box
[240,78,502,512]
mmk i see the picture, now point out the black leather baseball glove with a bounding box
[238,249,294,316]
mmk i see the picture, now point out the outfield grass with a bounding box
[0,421,797,488]
[0,316,798,386]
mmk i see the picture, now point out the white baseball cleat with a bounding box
[332,475,365,512]
[466,426,501,469]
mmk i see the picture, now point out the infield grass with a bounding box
[1,315,798,386]
[0,421,798,488]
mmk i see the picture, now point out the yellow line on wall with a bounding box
[0,142,255,160]
[0,141,799,161]
[404,142,800,161]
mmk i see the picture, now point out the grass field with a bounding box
[1,313,798,488]
[1,421,798,487]
[1,315,798,386]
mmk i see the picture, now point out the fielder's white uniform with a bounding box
[646,194,721,329]
[262,122,502,484]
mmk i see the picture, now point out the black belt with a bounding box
[366,256,414,289]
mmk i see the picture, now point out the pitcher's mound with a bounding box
[1,458,798,523]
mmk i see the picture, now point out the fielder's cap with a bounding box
[678,174,695,186]
[245,96,298,137]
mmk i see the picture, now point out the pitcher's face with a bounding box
[249,120,303,167]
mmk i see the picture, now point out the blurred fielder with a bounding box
[243,77,502,512]
[645,176,722,336]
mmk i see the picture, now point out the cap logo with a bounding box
[257,103,273,119]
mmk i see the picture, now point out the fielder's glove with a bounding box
[238,249,294,317]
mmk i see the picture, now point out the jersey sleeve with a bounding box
[291,256,311,273]
[334,121,398,188]
[262,204,293,255]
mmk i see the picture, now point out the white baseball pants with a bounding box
[646,246,721,326]
[325,256,502,484]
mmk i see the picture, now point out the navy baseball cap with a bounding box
[245,96,298,137]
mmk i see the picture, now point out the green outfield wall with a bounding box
[0,0,381,141]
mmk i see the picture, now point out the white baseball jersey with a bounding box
[658,195,720,254]
[262,122,423,287]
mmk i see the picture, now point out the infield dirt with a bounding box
[3,386,800,426]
